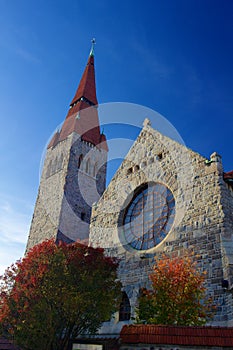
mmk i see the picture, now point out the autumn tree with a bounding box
[0,239,121,350]
[136,253,214,326]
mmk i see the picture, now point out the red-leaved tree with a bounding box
[0,239,121,350]
[136,253,215,326]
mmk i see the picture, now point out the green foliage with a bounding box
[0,239,121,350]
[136,253,215,326]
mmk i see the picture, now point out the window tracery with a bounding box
[123,183,175,250]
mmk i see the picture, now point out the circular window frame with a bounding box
[120,182,175,251]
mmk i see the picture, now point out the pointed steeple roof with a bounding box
[48,41,108,151]
[66,40,97,120]
[70,54,97,106]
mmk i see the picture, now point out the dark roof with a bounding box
[47,106,108,151]
[0,338,20,350]
[69,54,98,111]
[224,170,233,187]
[224,170,233,180]
[120,325,233,347]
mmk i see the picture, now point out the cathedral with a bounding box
[26,42,233,337]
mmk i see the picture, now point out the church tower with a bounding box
[26,41,108,251]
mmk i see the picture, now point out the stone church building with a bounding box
[26,43,233,337]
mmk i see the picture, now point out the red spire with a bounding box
[70,55,97,106]
[66,43,97,120]
[48,41,108,151]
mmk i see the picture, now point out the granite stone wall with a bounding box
[90,120,233,329]
[27,131,107,251]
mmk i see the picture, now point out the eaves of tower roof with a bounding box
[48,105,108,151]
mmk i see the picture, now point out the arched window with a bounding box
[119,292,131,321]
[78,154,83,169]
[85,158,90,174]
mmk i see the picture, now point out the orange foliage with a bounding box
[136,253,215,326]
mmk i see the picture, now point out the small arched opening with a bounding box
[119,292,131,321]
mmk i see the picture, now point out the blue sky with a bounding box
[0,0,233,274]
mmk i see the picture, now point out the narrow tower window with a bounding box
[46,160,52,178]
[93,161,98,177]
[58,154,64,170]
[78,154,83,169]
[53,156,58,173]
[85,158,90,174]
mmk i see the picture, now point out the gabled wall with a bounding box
[90,120,233,328]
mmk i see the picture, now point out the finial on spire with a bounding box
[90,38,96,56]
[143,117,151,127]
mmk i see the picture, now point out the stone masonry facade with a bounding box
[90,119,233,331]
[27,131,107,251]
